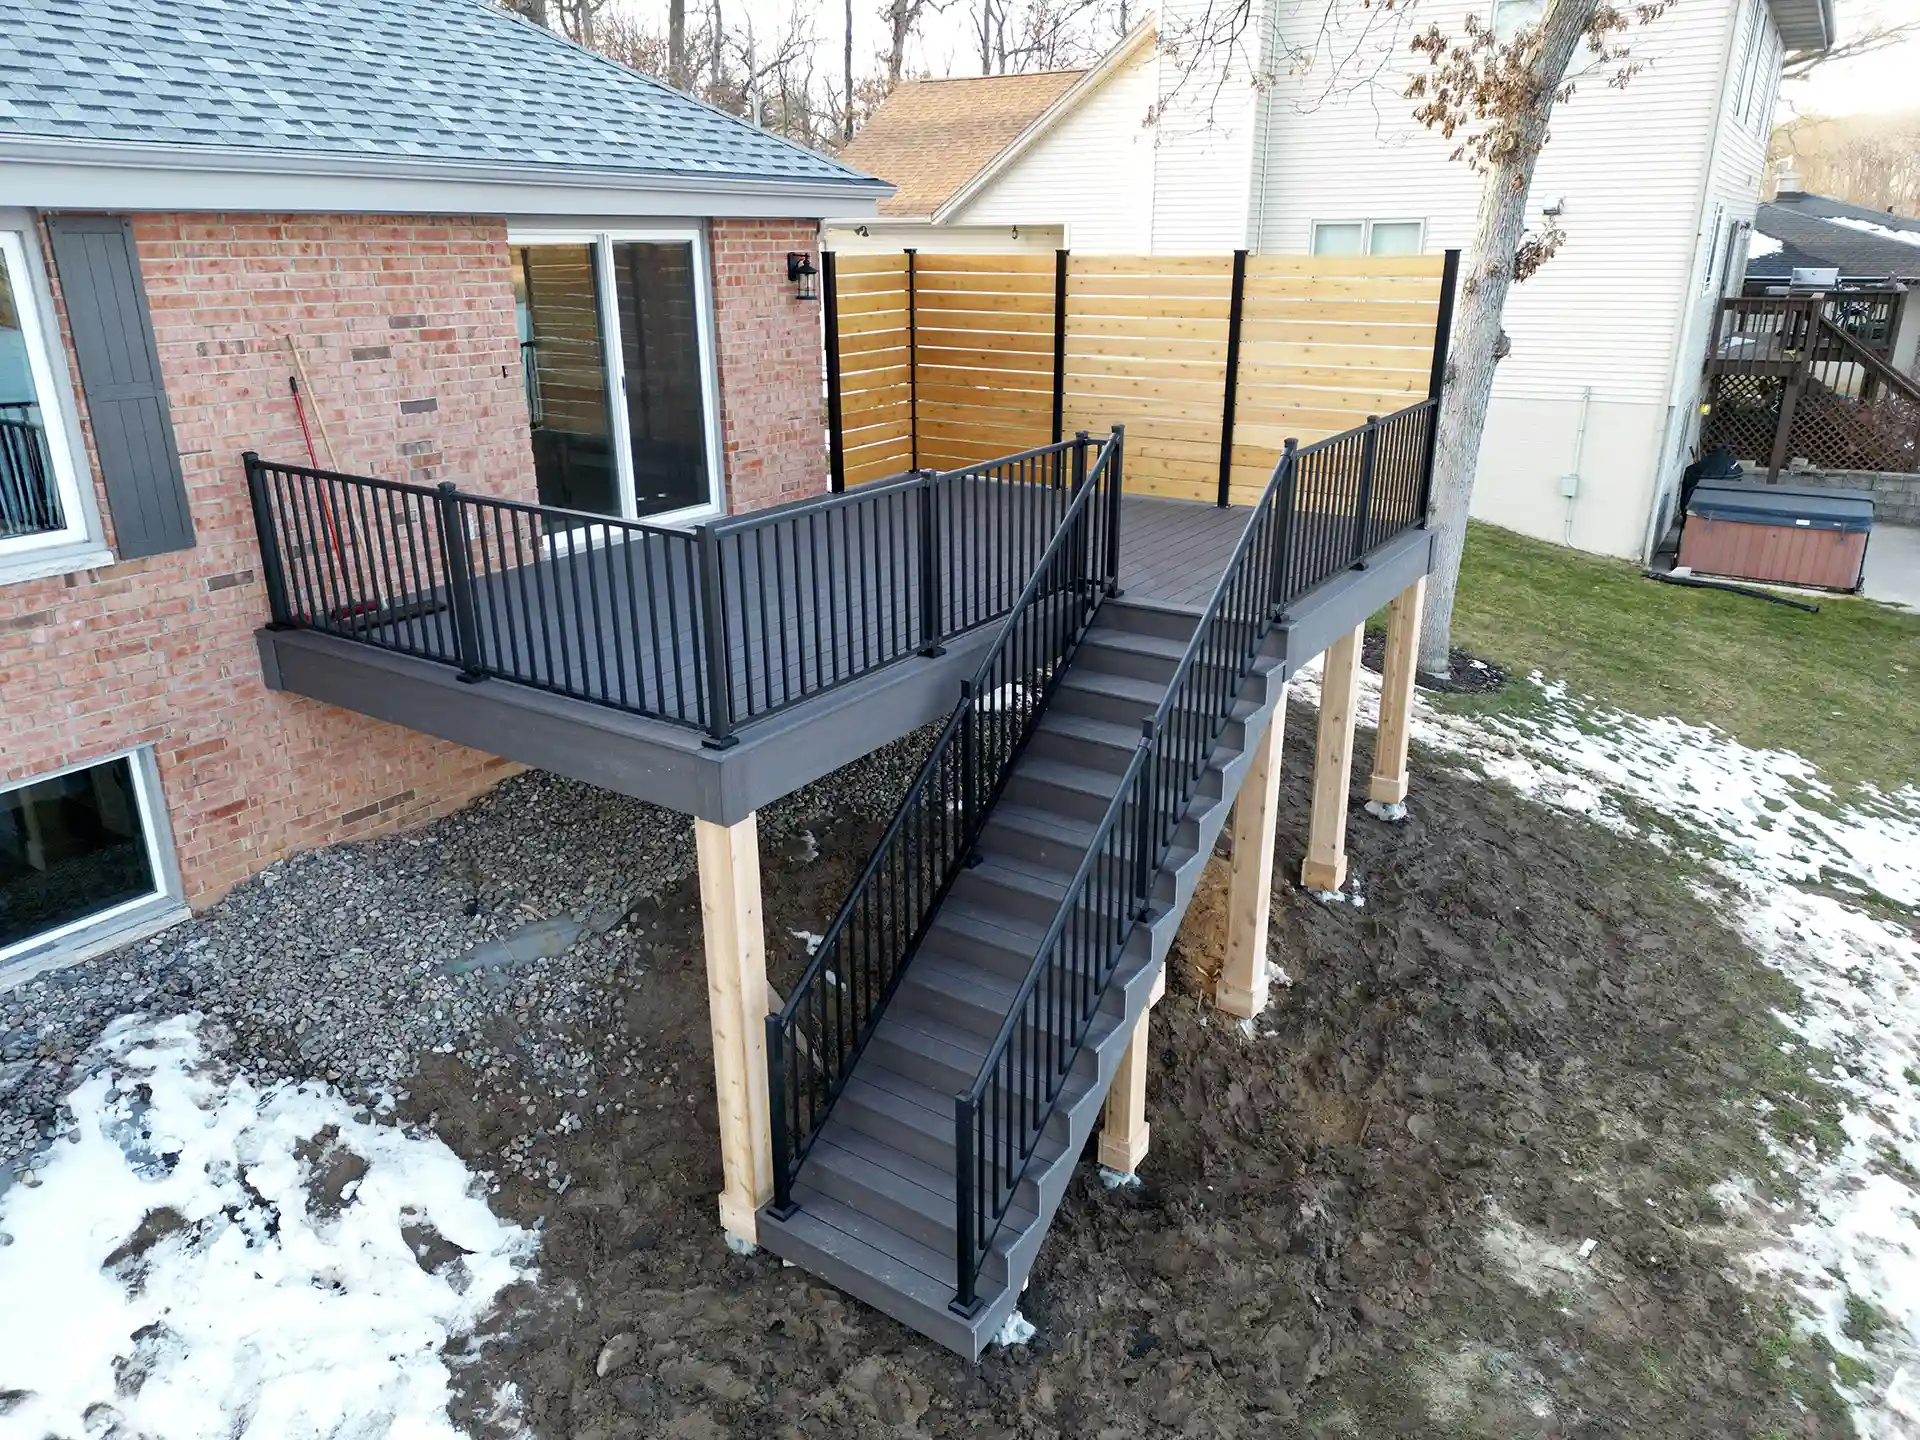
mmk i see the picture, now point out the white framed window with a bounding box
[1,746,187,982]
[1702,205,1726,295]
[1311,218,1428,257]
[0,219,106,582]
[506,222,725,529]
[1491,0,1545,43]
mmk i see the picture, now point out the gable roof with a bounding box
[1751,193,1920,283]
[836,70,1083,218]
[0,0,888,210]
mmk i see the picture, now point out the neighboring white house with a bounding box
[829,0,1833,561]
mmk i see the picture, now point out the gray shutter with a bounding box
[45,214,195,559]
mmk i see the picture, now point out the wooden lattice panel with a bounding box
[1790,380,1920,474]
[1702,373,1783,464]
[834,255,914,486]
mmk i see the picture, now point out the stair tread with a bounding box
[986,801,1102,850]
[967,854,1075,903]
[1079,625,1189,661]
[812,1127,1042,1233]
[839,1063,1078,1165]
[1012,754,1130,799]
[783,1183,961,1288]
[1058,667,1162,706]
[1035,709,1150,753]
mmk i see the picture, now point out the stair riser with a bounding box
[804,1156,957,1254]
[1001,772,1123,824]
[1102,602,1201,644]
[985,813,1200,877]
[868,1029,1100,1105]
[1050,684,1158,729]
[833,1092,1075,1204]
[896,967,1131,1042]
[1077,641,1181,687]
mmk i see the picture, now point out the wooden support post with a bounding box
[1300,624,1364,893]
[1097,968,1165,1177]
[695,812,773,1246]
[1368,577,1426,807]
[1217,690,1287,1018]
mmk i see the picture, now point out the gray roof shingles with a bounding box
[0,0,883,190]
[1751,195,1920,283]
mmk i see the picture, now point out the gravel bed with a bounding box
[0,729,935,1183]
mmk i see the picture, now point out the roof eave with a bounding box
[931,17,1157,226]
[1767,0,1834,54]
[0,133,894,212]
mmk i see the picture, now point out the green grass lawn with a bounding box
[1430,523,1920,796]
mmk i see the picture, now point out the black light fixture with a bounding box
[786,251,818,301]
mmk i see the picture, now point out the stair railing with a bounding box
[950,398,1436,1315]
[765,428,1126,1216]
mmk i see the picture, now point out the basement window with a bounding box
[0,748,186,979]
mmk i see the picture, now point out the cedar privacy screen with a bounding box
[824,250,1459,505]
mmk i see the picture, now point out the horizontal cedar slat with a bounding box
[1245,253,1447,279]
[910,253,1056,275]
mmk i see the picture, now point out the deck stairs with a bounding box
[756,596,1287,1358]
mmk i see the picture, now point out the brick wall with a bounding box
[2,213,534,907]
[709,220,830,513]
[4,211,828,915]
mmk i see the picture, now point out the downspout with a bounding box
[1639,0,1748,564]
[1562,385,1591,546]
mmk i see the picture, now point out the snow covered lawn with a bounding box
[1312,658,1920,1437]
[0,1015,536,1439]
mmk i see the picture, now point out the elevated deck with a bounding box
[255,487,1400,823]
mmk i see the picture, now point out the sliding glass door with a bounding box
[510,227,720,525]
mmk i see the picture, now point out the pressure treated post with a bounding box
[1098,969,1165,1178]
[1217,690,1287,1018]
[1300,624,1364,893]
[695,812,773,1247]
[1368,577,1426,808]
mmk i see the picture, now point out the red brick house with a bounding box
[0,0,887,978]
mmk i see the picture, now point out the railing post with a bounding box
[1133,732,1161,923]
[435,481,485,683]
[959,682,981,865]
[1216,248,1248,508]
[823,251,846,494]
[1072,429,1089,492]
[243,452,293,629]
[1352,415,1380,566]
[1104,425,1125,596]
[918,469,946,656]
[1769,294,1818,482]
[1268,439,1298,620]
[1419,249,1462,522]
[697,523,738,749]
[951,1094,979,1317]
[766,1014,798,1218]
[1050,248,1069,446]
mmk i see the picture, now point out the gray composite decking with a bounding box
[258,490,1430,823]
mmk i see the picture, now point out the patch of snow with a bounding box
[1830,215,1920,248]
[1479,1201,1593,1300]
[0,1014,536,1440]
[1750,231,1786,258]
[1364,798,1409,822]
[791,928,825,956]
[1298,657,1920,1432]
[990,1308,1037,1347]
[1098,1166,1142,1190]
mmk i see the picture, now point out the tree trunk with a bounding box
[669,0,686,88]
[845,0,857,140]
[710,0,724,99]
[1417,0,1597,676]
[887,0,910,86]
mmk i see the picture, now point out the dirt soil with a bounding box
[422,707,1853,1440]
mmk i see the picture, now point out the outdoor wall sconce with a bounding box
[787,252,818,301]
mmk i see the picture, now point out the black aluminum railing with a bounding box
[1,410,61,541]
[764,428,1124,1213]
[244,438,1089,745]
[950,399,1435,1313]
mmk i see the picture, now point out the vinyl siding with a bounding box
[951,42,1158,253]
[1254,0,1739,410]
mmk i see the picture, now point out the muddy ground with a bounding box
[422,707,1854,1440]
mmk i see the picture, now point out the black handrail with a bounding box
[243,438,1090,743]
[950,398,1436,1313]
[764,428,1125,1215]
